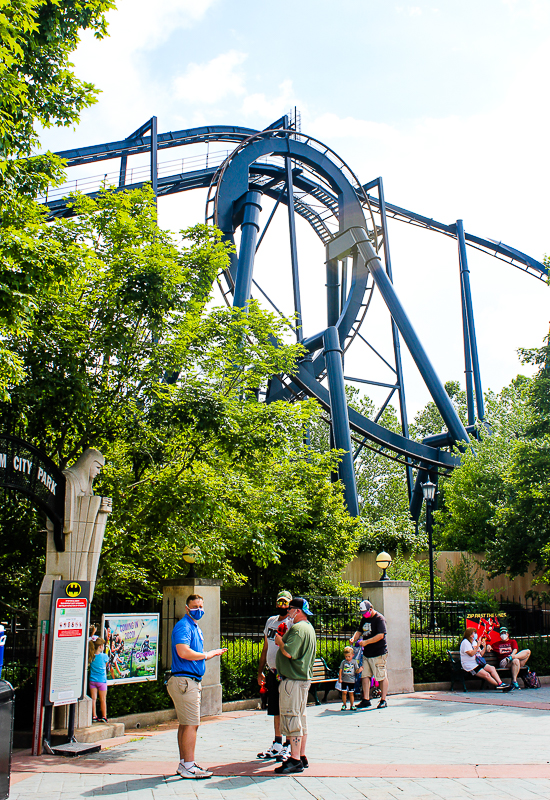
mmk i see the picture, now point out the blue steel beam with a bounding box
[456,219,484,421]
[284,151,303,340]
[326,259,339,327]
[233,192,262,308]
[324,326,359,516]
[362,188,548,279]
[331,226,470,448]
[54,125,259,167]
[377,176,414,500]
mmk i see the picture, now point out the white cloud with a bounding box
[174,51,247,104]
[241,80,295,121]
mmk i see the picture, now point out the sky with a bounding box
[39,0,550,419]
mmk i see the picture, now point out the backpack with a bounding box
[523,669,541,689]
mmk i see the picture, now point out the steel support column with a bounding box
[119,155,127,187]
[324,326,359,516]
[326,258,340,327]
[233,191,262,309]
[285,155,303,340]
[378,177,414,500]
[456,219,484,420]
[460,269,475,426]
[354,234,470,447]
[150,115,158,197]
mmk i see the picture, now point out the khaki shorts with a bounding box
[279,678,310,737]
[167,676,201,726]
[362,654,388,681]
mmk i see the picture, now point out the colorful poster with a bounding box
[466,615,506,646]
[100,613,159,685]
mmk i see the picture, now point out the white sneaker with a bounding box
[275,743,291,762]
[257,741,283,759]
[176,763,212,779]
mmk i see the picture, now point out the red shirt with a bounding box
[491,639,518,660]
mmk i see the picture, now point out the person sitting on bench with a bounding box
[460,628,507,689]
[487,627,530,691]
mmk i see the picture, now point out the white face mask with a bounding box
[501,633,509,641]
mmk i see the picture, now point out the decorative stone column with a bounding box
[360,579,414,694]
[162,578,223,717]
[37,449,112,732]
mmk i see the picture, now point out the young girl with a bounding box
[88,637,110,722]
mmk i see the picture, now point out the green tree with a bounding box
[433,376,533,554]
[0,0,114,396]
[0,187,359,604]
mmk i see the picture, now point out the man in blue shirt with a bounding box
[167,593,226,779]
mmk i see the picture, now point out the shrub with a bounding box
[411,638,458,683]
[106,676,173,718]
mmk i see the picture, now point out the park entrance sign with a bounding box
[0,435,66,551]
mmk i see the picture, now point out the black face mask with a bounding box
[277,607,289,617]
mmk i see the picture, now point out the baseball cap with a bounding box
[359,600,373,613]
[289,597,313,616]
[277,590,292,604]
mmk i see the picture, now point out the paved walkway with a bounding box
[10,688,550,799]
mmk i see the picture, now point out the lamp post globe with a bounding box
[421,479,436,502]
[182,546,197,578]
[376,551,392,581]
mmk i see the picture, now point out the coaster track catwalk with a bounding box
[45,115,548,521]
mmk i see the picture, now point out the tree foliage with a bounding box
[0,0,116,399]
[0,187,360,604]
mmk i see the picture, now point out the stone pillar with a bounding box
[162,578,223,717]
[360,580,414,694]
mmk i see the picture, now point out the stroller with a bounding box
[352,642,381,699]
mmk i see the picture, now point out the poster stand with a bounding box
[41,580,100,757]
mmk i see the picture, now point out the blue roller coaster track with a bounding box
[44,114,548,521]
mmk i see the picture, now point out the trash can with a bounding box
[0,680,14,800]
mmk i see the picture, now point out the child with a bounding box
[88,637,110,722]
[339,646,362,711]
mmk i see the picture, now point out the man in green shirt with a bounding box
[274,597,316,774]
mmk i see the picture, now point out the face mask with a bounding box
[501,633,509,641]
[473,635,478,642]
[277,607,289,616]
[187,606,204,621]
[362,611,372,619]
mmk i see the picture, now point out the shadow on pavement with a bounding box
[81,776,167,795]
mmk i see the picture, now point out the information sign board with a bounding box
[101,613,159,685]
[44,580,90,706]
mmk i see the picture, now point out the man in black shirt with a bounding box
[350,600,388,709]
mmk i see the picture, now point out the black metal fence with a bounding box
[219,593,361,700]
[410,597,550,682]
[0,614,37,689]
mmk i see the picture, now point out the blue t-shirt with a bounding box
[171,615,205,680]
[89,652,110,683]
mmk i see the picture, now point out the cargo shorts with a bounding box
[167,676,201,726]
[362,654,388,681]
[279,678,311,737]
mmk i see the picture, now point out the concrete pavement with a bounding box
[10,688,550,799]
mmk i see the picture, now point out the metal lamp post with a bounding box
[376,551,392,581]
[421,479,436,608]
[182,546,197,579]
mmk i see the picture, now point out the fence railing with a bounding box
[6,593,550,712]
[219,594,361,700]
[410,597,550,666]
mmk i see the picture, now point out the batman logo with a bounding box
[66,582,81,597]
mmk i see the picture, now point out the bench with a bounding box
[447,649,528,692]
[308,657,338,705]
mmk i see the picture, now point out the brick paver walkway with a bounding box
[10,688,550,798]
